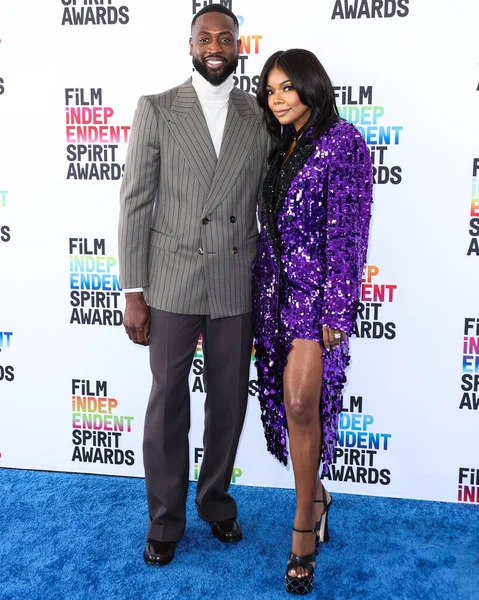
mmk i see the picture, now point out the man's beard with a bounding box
[192,56,238,86]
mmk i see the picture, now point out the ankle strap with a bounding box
[292,527,316,534]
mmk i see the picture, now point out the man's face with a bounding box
[190,12,240,86]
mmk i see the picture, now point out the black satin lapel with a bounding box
[262,141,316,260]
[274,142,316,218]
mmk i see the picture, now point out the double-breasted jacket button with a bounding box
[230,216,236,223]
[202,217,209,225]
[198,247,204,255]
[231,247,238,255]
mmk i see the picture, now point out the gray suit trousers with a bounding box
[144,308,253,542]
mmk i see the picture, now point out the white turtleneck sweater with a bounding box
[191,69,234,157]
[124,70,234,294]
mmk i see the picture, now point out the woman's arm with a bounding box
[321,125,373,336]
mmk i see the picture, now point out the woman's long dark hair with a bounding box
[256,49,340,154]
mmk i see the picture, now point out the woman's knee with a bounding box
[286,395,319,427]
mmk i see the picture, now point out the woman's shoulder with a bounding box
[327,119,367,149]
[311,119,366,151]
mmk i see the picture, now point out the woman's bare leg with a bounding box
[283,339,323,578]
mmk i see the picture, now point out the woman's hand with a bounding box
[322,325,346,351]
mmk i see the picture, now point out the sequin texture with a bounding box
[252,120,373,473]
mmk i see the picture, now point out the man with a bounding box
[118,4,268,566]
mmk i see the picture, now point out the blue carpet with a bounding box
[0,469,478,600]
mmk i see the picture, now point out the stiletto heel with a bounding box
[285,527,316,595]
[314,483,332,554]
[317,497,331,542]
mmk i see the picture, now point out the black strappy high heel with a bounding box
[285,527,316,595]
[314,483,332,554]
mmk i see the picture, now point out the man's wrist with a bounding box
[124,291,145,303]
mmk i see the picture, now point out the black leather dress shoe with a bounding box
[143,539,176,566]
[209,518,242,542]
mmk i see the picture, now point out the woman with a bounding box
[253,49,373,594]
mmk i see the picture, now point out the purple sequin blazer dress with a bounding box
[252,119,373,472]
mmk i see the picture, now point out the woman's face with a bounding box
[266,67,311,132]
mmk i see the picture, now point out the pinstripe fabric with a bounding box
[119,79,269,318]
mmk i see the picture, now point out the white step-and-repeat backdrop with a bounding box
[0,0,478,504]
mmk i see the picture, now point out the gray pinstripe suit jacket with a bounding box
[119,79,269,319]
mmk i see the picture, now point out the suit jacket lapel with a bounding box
[157,79,217,194]
[201,88,262,219]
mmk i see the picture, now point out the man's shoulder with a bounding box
[142,80,192,110]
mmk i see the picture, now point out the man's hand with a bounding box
[123,292,150,346]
